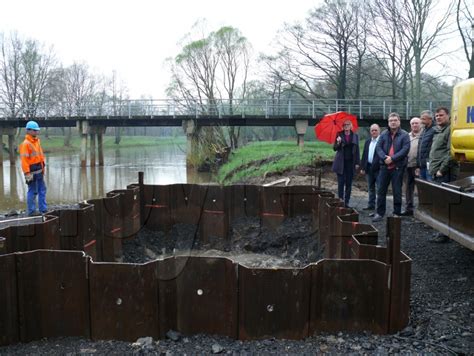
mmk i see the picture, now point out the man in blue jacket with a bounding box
[372,113,410,222]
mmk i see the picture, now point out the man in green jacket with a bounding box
[428,106,460,183]
[428,106,460,242]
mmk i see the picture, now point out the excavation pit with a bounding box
[123,215,322,268]
[0,176,411,345]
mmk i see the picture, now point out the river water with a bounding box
[0,145,211,213]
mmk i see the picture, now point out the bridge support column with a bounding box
[0,130,4,165]
[97,131,104,166]
[90,133,96,166]
[182,119,199,168]
[78,121,89,167]
[295,120,308,148]
[2,128,18,166]
[8,134,15,165]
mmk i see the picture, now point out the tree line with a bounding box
[1,0,473,158]
[165,0,473,167]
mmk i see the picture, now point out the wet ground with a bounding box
[1,172,473,354]
[122,215,322,268]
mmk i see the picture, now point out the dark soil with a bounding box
[122,215,322,268]
[1,182,473,355]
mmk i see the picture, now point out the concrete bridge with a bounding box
[0,98,450,167]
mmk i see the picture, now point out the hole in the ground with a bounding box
[123,215,323,268]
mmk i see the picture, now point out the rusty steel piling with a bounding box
[0,177,412,345]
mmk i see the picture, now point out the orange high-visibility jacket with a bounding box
[19,134,45,175]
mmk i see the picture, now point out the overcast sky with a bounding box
[0,0,321,98]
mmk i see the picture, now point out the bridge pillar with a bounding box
[295,120,308,148]
[78,121,89,167]
[97,131,104,166]
[2,128,18,166]
[90,133,96,166]
[182,119,199,167]
[0,130,3,165]
[8,135,15,165]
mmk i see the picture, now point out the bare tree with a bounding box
[109,70,128,144]
[18,39,56,119]
[269,0,360,100]
[348,2,370,98]
[402,0,455,105]
[60,62,97,145]
[0,32,23,117]
[214,26,250,148]
[167,23,251,167]
[456,0,474,78]
[63,63,96,113]
[368,0,411,99]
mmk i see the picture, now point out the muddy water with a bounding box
[0,145,211,213]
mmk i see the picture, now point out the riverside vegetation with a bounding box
[216,141,340,184]
[39,136,186,154]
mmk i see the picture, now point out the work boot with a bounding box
[363,206,375,211]
[430,233,449,243]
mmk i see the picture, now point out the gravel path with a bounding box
[1,190,473,355]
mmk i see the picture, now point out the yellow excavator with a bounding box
[415,78,474,250]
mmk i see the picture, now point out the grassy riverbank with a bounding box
[41,136,185,154]
[216,141,336,184]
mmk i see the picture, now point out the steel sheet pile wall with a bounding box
[0,251,90,345]
[0,183,411,346]
[0,186,141,261]
[0,216,60,253]
[415,178,474,250]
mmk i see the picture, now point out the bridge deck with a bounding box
[0,115,406,129]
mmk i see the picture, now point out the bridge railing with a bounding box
[0,99,450,120]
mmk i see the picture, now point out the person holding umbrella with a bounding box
[332,119,360,208]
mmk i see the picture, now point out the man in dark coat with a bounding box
[360,124,381,212]
[428,107,460,243]
[372,113,410,222]
[415,110,435,181]
[332,120,360,208]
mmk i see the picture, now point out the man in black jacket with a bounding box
[415,110,435,181]
[372,113,410,222]
[360,124,381,212]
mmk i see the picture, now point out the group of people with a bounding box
[332,107,459,242]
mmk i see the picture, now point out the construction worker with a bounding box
[19,121,47,215]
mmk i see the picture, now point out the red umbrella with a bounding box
[314,111,358,144]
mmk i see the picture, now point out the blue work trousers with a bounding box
[27,174,47,215]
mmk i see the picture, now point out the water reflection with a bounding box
[1,145,211,213]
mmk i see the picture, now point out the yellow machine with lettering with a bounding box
[415,78,474,250]
[451,78,474,162]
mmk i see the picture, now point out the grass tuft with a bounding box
[216,141,335,184]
